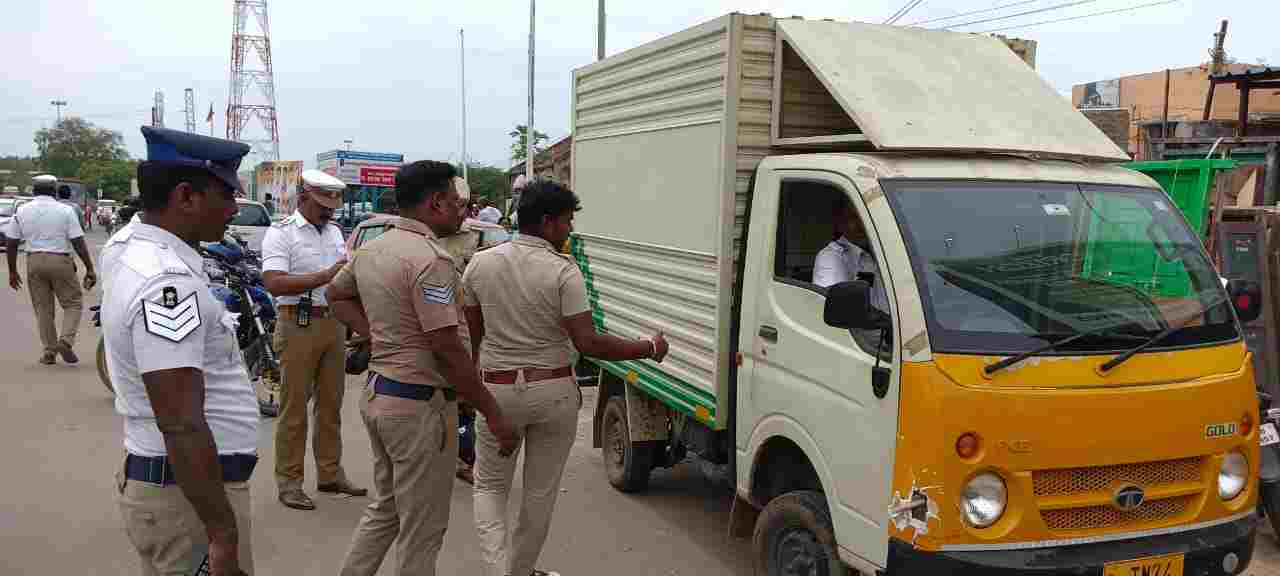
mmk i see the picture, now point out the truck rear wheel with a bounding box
[752,490,843,576]
[602,395,654,493]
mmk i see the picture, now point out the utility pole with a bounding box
[597,0,605,61]
[50,100,68,124]
[524,0,535,181]
[1202,20,1230,121]
[460,28,469,181]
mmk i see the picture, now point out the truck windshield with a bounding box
[885,180,1238,355]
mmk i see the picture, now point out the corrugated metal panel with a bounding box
[575,17,730,142]
[732,15,778,266]
[578,233,720,397]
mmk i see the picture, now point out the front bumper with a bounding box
[886,516,1255,575]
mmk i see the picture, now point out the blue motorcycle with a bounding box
[201,234,281,417]
[92,233,280,418]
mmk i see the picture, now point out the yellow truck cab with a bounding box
[571,14,1258,576]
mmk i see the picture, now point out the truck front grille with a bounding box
[1040,495,1195,531]
[1032,457,1203,497]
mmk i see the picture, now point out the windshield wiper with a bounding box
[1100,297,1231,373]
[985,328,1145,375]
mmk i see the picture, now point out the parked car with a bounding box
[346,215,510,258]
[229,199,272,252]
[0,198,16,249]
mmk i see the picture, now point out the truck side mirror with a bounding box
[1228,279,1263,324]
[824,280,878,330]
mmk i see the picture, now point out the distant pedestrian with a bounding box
[476,197,501,224]
[102,126,258,576]
[462,179,668,576]
[4,174,97,365]
[260,169,366,511]
[328,160,517,576]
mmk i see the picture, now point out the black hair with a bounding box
[517,179,581,234]
[136,162,214,212]
[32,182,55,197]
[395,160,456,211]
[56,185,72,200]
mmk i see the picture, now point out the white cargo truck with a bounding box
[571,13,1260,576]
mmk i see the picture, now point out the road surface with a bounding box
[0,228,1278,575]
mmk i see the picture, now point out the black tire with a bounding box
[752,491,844,576]
[96,336,114,395]
[1264,481,1280,540]
[602,395,654,493]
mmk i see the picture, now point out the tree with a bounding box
[0,156,40,192]
[34,117,129,179]
[464,164,509,208]
[508,124,549,163]
[79,159,136,200]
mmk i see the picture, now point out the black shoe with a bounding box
[39,351,56,365]
[56,341,78,364]
[318,480,368,497]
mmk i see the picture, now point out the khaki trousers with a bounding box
[473,374,580,576]
[26,252,81,353]
[115,463,255,576]
[341,379,457,576]
[273,312,347,491]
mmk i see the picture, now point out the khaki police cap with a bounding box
[300,169,346,209]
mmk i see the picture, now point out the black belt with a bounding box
[372,373,456,403]
[125,453,258,486]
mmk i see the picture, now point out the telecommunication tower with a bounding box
[151,90,165,128]
[227,0,280,162]
[184,88,197,133]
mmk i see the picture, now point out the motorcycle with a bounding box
[201,234,281,417]
[1258,390,1280,536]
[93,232,281,418]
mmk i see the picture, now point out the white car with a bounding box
[229,199,272,252]
[0,199,15,249]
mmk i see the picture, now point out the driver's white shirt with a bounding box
[814,236,890,313]
[101,223,258,457]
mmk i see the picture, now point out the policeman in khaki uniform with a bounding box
[261,169,365,510]
[462,180,669,576]
[102,126,258,576]
[327,160,517,576]
[5,174,98,365]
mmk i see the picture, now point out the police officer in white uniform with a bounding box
[102,126,258,576]
[260,169,365,510]
[5,174,98,365]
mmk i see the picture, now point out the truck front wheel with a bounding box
[602,395,654,493]
[752,490,844,576]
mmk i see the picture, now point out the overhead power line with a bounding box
[907,0,1043,27]
[975,0,1181,33]
[885,0,927,24]
[932,0,1098,29]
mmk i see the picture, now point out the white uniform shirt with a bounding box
[260,211,347,306]
[4,195,84,253]
[477,206,502,224]
[814,236,890,314]
[101,223,258,457]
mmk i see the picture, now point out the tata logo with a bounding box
[1205,422,1239,439]
[1113,485,1145,511]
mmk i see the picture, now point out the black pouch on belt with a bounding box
[297,290,313,327]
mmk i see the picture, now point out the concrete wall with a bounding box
[1073,63,1280,158]
[1081,108,1131,154]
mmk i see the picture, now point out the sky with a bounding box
[3,0,1277,170]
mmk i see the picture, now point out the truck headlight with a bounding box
[1218,452,1247,500]
[961,472,1006,528]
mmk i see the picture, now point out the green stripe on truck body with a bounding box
[570,234,718,426]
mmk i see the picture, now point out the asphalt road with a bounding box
[3,228,1280,575]
[0,229,751,575]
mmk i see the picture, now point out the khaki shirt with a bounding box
[330,217,466,387]
[462,234,590,371]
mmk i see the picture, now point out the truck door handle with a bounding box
[758,325,779,343]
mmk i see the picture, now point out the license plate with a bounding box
[1262,422,1280,446]
[1104,553,1183,576]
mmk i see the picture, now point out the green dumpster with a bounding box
[1081,159,1236,299]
